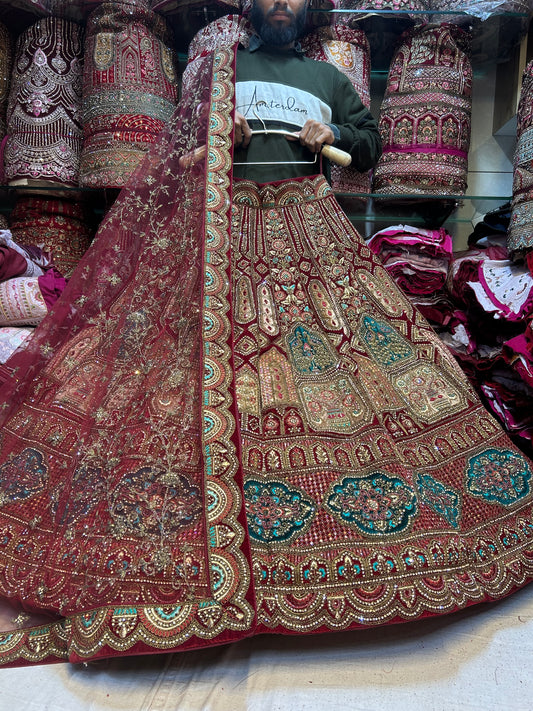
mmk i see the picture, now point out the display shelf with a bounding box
[0,0,529,242]
[324,9,529,69]
[0,185,119,228]
[0,184,511,225]
[337,193,512,241]
[0,2,530,64]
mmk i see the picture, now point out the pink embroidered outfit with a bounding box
[4,16,83,187]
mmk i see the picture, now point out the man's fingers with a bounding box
[241,122,252,147]
[298,121,334,153]
[234,111,252,148]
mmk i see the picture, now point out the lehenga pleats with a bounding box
[230,177,533,632]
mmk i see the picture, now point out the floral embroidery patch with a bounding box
[359,315,413,367]
[466,449,531,506]
[0,448,47,505]
[110,467,203,538]
[326,472,417,535]
[416,472,461,528]
[244,479,316,545]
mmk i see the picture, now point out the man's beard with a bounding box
[250,3,307,46]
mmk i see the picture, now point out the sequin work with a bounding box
[4,17,83,186]
[231,176,533,633]
[372,24,472,199]
[0,45,533,668]
[79,0,179,188]
[509,58,533,254]
[0,21,12,140]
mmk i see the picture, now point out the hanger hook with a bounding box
[253,101,268,132]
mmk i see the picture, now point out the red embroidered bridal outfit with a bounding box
[0,42,532,668]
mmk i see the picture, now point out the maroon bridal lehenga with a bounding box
[0,47,533,667]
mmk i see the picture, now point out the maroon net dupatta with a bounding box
[0,47,254,666]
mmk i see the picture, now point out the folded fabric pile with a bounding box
[0,324,34,363]
[451,244,533,446]
[367,223,454,325]
[367,213,533,450]
[447,239,508,316]
[0,227,69,363]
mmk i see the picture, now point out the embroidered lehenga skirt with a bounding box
[0,47,533,667]
[4,17,84,188]
[230,176,533,632]
[509,58,533,257]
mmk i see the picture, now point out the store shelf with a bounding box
[337,192,511,238]
[0,184,119,227]
[0,0,529,242]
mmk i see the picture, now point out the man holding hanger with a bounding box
[233,0,382,182]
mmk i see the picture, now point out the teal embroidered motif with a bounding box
[416,472,461,528]
[0,448,47,505]
[286,323,338,374]
[466,448,532,506]
[326,472,417,535]
[244,479,316,544]
[359,315,413,367]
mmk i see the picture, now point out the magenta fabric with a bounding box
[0,245,27,281]
[37,266,68,309]
[367,225,453,295]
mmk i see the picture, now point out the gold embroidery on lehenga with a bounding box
[258,282,280,336]
[235,365,261,416]
[4,44,533,667]
[259,348,299,409]
[308,279,344,330]
[298,373,371,434]
[391,362,465,424]
[235,274,256,323]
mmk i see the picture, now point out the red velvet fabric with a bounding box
[0,46,532,669]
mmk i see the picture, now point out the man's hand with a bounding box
[234,111,252,149]
[289,119,335,153]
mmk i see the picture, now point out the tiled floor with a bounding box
[2,583,533,710]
